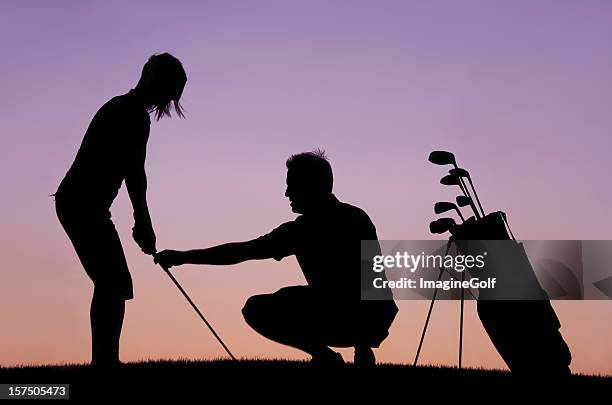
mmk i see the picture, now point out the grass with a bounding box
[1,359,609,399]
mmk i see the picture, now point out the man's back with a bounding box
[257,195,383,298]
[294,197,377,295]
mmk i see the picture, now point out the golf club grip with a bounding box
[160,265,237,360]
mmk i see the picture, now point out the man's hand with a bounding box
[132,222,156,255]
[154,249,185,269]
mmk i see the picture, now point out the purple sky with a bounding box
[0,1,611,373]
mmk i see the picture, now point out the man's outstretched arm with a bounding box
[154,240,272,269]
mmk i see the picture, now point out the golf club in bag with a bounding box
[418,151,571,376]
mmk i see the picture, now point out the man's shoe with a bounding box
[311,350,345,367]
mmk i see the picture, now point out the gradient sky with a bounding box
[1,1,611,374]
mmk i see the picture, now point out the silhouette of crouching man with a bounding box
[155,150,398,366]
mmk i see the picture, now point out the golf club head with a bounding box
[440,174,461,186]
[429,217,457,234]
[434,201,457,215]
[428,151,456,166]
[449,167,470,179]
[456,195,472,207]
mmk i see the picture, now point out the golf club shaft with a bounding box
[456,173,480,219]
[466,177,485,216]
[453,207,465,222]
[161,265,237,360]
[453,164,471,200]
[459,183,480,219]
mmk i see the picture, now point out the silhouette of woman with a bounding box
[54,53,187,367]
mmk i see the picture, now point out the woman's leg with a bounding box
[91,290,126,366]
[56,202,133,367]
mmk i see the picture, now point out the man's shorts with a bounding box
[56,198,134,300]
[244,285,397,348]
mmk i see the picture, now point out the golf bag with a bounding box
[451,212,572,376]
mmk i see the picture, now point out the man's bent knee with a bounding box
[242,294,274,330]
[242,295,260,323]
